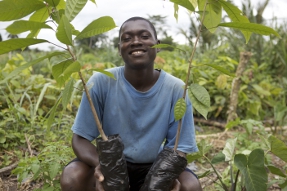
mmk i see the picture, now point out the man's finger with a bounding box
[94,165,104,182]
[171,179,181,191]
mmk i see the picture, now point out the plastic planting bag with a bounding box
[140,147,187,191]
[96,134,129,191]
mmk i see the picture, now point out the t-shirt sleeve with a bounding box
[164,93,198,154]
[71,74,102,141]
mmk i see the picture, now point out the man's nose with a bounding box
[131,37,142,46]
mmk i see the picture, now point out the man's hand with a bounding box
[171,179,181,191]
[94,165,105,191]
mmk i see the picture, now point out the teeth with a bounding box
[132,51,143,55]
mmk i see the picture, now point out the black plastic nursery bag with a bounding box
[96,134,129,191]
[140,147,187,191]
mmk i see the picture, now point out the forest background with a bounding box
[0,0,287,190]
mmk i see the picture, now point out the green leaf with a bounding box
[49,162,61,180]
[52,60,80,87]
[0,129,6,143]
[0,0,45,21]
[189,84,210,107]
[56,15,73,45]
[174,98,187,121]
[27,7,51,38]
[269,135,287,163]
[189,84,210,119]
[45,0,61,6]
[31,163,40,174]
[267,165,286,177]
[218,22,280,37]
[186,152,202,163]
[0,51,66,84]
[198,0,222,33]
[6,20,52,35]
[0,39,48,54]
[170,0,195,12]
[204,63,235,77]
[222,138,237,161]
[62,78,75,109]
[211,152,225,164]
[46,98,61,132]
[152,44,186,53]
[92,69,116,80]
[76,16,116,39]
[65,0,88,21]
[218,0,251,43]
[234,149,268,191]
[173,4,179,22]
[252,84,271,96]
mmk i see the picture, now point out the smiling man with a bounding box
[60,17,202,191]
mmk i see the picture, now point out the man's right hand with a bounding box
[94,165,105,191]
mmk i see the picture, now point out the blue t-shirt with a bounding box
[72,66,198,163]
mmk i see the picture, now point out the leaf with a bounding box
[189,84,210,119]
[0,0,45,21]
[218,22,280,37]
[234,149,268,191]
[0,39,48,54]
[49,162,61,180]
[0,52,66,84]
[92,69,116,80]
[267,165,286,177]
[189,84,210,107]
[211,152,225,164]
[222,138,237,161]
[218,0,251,43]
[52,60,80,87]
[76,16,116,39]
[204,63,235,77]
[65,0,88,21]
[269,135,287,163]
[170,0,195,12]
[174,98,187,121]
[6,20,52,35]
[198,0,222,33]
[189,91,209,119]
[62,78,75,109]
[186,152,202,163]
[56,15,73,45]
[252,84,271,96]
[152,44,186,53]
[46,98,61,132]
[27,7,51,38]
[173,3,179,22]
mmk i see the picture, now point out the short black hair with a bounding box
[118,16,158,39]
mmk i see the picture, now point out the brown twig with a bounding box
[25,134,33,157]
[0,163,18,174]
[66,46,108,141]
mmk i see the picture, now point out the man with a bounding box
[60,17,202,191]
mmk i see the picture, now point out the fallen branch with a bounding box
[194,117,226,129]
[0,162,18,174]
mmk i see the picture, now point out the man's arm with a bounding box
[72,133,99,167]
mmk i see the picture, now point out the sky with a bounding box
[0,0,286,50]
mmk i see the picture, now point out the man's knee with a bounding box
[60,161,94,191]
[179,170,203,191]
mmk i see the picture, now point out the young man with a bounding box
[60,17,202,191]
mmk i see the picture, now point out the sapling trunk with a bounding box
[140,2,209,191]
[68,47,129,190]
[174,0,208,151]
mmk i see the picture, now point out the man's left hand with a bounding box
[171,179,181,191]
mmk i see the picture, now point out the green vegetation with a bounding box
[0,0,286,190]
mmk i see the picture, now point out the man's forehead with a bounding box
[121,20,153,33]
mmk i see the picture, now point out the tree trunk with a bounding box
[227,52,252,123]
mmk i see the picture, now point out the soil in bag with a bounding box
[140,147,187,191]
[96,134,129,191]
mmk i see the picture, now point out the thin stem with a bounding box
[232,170,240,191]
[67,46,108,141]
[205,156,229,191]
[174,0,209,151]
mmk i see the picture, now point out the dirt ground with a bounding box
[0,129,286,191]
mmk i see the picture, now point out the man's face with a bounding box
[119,20,159,70]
